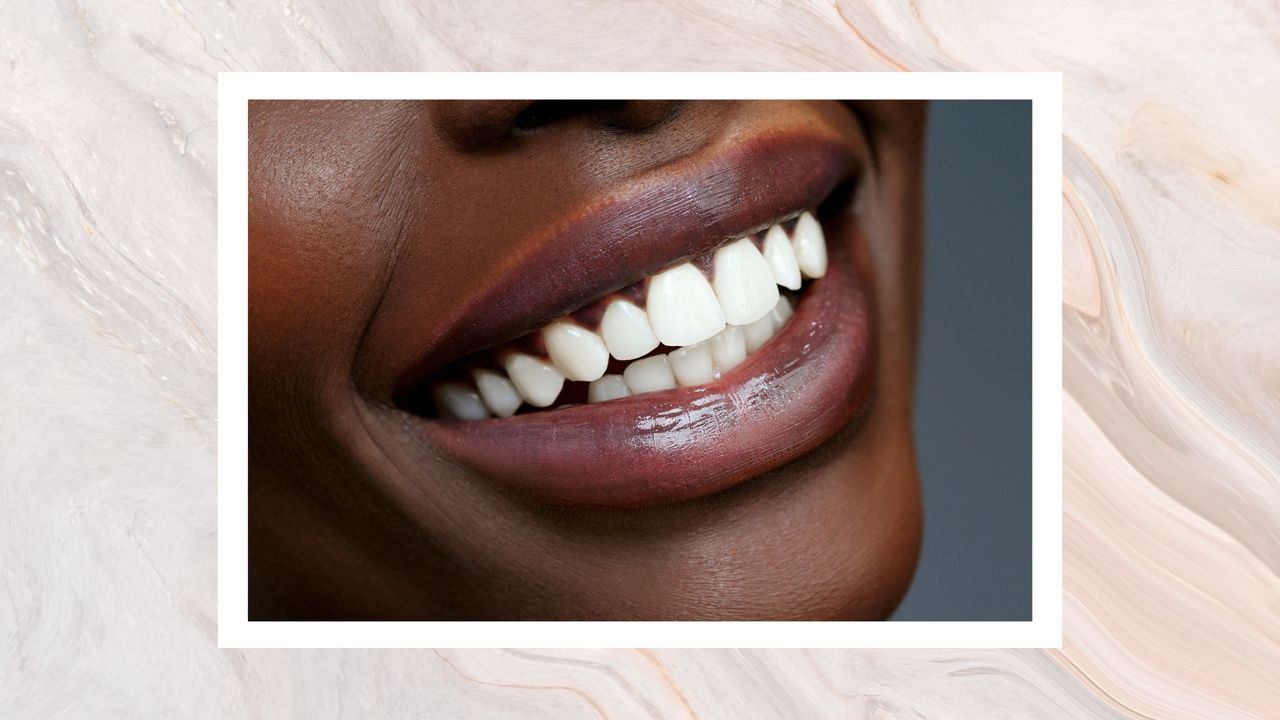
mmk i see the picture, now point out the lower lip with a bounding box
[423,215,875,508]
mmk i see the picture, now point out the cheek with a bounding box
[248,105,426,391]
[248,212,389,377]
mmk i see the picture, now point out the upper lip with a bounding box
[393,130,862,400]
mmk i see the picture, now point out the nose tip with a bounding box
[429,100,680,151]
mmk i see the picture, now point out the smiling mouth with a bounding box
[420,208,828,419]
[393,130,876,507]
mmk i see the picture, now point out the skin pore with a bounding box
[248,100,925,619]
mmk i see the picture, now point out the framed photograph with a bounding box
[218,72,1061,647]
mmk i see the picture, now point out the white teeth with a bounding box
[588,374,631,403]
[712,237,779,326]
[742,311,777,353]
[471,368,522,418]
[432,382,491,421]
[792,211,828,279]
[646,263,726,347]
[437,211,825,418]
[668,341,715,387]
[622,354,677,395]
[542,320,609,382]
[709,325,746,375]
[600,298,660,361]
[762,224,802,290]
[503,353,565,408]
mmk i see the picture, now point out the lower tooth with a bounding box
[668,341,715,386]
[710,325,746,374]
[588,374,631,403]
[742,312,776,353]
[771,294,794,326]
[471,368,523,418]
[622,354,677,395]
[503,353,566,407]
[433,382,491,421]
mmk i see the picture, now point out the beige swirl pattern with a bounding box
[2,1,1278,717]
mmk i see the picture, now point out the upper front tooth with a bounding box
[762,224,802,290]
[712,237,779,326]
[792,211,828,278]
[432,382,491,421]
[600,298,660,361]
[542,320,609,382]
[471,368,522,418]
[646,262,726,347]
[503,353,565,407]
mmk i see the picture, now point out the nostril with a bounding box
[512,100,680,134]
[430,101,683,151]
[511,100,626,131]
[601,100,680,132]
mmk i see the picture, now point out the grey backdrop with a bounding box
[894,100,1033,620]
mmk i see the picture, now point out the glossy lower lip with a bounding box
[422,209,875,507]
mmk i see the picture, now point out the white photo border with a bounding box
[218,72,1063,648]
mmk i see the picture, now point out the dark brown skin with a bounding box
[248,100,925,620]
